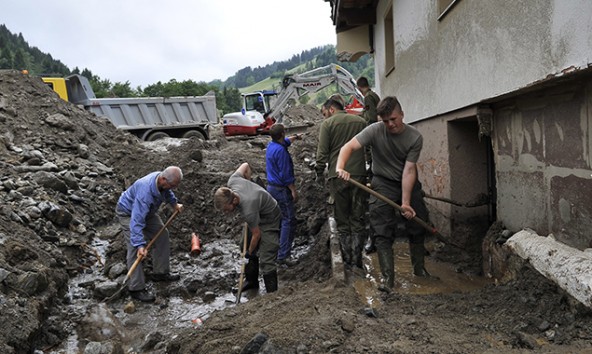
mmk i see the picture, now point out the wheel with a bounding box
[146,131,170,141]
[182,130,207,140]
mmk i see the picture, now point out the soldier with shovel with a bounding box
[336,96,434,293]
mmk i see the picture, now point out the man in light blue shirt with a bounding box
[116,166,184,302]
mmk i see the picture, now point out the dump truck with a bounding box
[42,74,217,141]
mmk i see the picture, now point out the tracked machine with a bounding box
[222,64,365,137]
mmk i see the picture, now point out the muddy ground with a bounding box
[0,69,591,354]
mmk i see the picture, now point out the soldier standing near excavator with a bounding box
[316,95,368,273]
[336,96,433,292]
[357,77,380,125]
[214,162,281,293]
[357,76,381,254]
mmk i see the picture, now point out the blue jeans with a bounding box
[267,185,296,260]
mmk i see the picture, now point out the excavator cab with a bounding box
[243,91,278,115]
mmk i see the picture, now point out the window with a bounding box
[384,6,395,75]
[438,0,460,20]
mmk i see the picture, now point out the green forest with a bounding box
[0,24,373,115]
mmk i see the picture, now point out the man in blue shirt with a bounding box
[116,166,184,302]
[265,124,301,266]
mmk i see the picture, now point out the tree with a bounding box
[13,48,27,70]
[0,49,13,69]
[91,76,112,98]
[111,81,137,97]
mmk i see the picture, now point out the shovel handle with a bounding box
[346,178,438,234]
[235,222,248,304]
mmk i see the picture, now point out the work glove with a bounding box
[244,251,253,259]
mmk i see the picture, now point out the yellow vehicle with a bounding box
[39,74,217,141]
[41,77,69,101]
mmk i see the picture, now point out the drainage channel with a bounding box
[48,221,317,353]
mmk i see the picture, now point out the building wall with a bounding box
[373,0,592,123]
[493,78,592,249]
[363,0,592,249]
[415,108,492,248]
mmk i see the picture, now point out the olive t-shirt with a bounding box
[355,122,423,182]
[228,171,280,229]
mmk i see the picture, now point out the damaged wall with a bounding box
[415,107,492,247]
[493,79,592,249]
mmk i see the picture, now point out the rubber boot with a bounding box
[351,233,365,269]
[376,247,394,292]
[339,233,352,266]
[241,256,260,291]
[263,270,278,293]
[364,233,376,254]
[410,243,436,278]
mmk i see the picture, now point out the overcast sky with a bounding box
[2,0,337,88]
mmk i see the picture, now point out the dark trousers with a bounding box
[369,175,429,248]
[267,185,296,261]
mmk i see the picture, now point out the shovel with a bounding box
[235,222,248,304]
[104,209,180,302]
[346,177,461,249]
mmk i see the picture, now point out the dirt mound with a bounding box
[1,69,591,354]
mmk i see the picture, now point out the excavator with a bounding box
[222,64,365,137]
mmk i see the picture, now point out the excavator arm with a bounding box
[268,64,365,123]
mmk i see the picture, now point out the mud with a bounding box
[0,69,591,354]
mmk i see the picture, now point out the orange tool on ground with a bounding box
[191,232,202,256]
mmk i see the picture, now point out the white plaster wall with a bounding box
[374,0,592,123]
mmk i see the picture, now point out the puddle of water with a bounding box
[352,240,492,310]
[49,233,245,353]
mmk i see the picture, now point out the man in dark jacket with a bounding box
[265,123,302,266]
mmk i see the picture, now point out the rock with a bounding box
[78,303,124,342]
[33,171,68,194]
[240,332,268,354]
[15,271,49,296]
[190,150,203,162]
[538,320,551,331]
[0,268,10,282]
[203,291,216,303]
[61,171,80,190]
[93,281,120,299]
[39,201,73,227]
[44,113,75,131]
[140,331,164,352]
[25,206,42,219]
[339,316,355,333]
[78,144,90,159]
[108,263,126,279]
[513,330,539,349]
[123,301,136,314]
